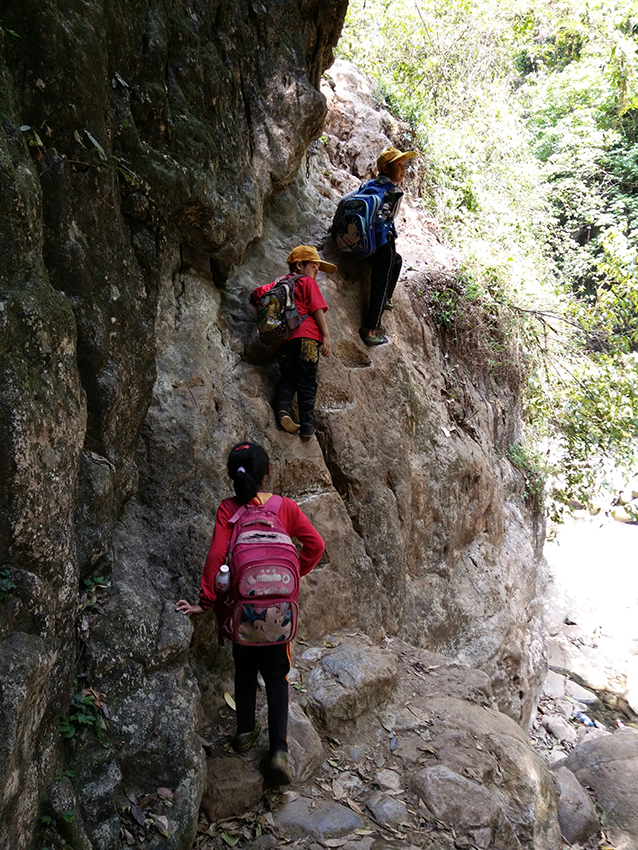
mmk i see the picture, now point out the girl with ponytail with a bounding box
[176,441,324,785]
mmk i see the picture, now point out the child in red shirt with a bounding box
[252,246,335,440]
[176,442,324,785]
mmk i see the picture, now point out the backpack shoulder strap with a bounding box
[265,494,283,514]
[229,503,249,525]
[230,494,283,523]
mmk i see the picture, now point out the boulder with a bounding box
[541,715,578,745]
[413,765,501,841]
[565,727,638,850]
[552,766,599,845]
[273,797,364,839]
[366,790,409,825]
[201,756,264,822]
[305,641,398,730]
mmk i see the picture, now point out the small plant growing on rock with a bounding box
[0,569,17,601]
[507,442,545,505]
[59,689,109,743]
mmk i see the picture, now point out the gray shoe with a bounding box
[269,750,292,785]
[232,721,261,753]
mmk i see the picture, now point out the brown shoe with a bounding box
[278,411,300,433]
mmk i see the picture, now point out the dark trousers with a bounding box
[275,338,320,427]
[365,239,402,331]
[233,642,291,754]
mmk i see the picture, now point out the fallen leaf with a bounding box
[354,829,375,836]
[332,778,345,800]
[157,787,173,800]
[224,692,236,711]
[121,827,135,845]
[131,804,146,827]
[408,705,430,724]
[149,814,169,837]
[321,839,348,848]
[221,833,237,847]
[282,791,299,803]
[264,812,275,827]
[420,744,437,755]
[347,798,364,815]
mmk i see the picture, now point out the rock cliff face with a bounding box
[1,5,545,848]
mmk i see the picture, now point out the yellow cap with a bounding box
[376,146,418,172]
[286,245,337,274]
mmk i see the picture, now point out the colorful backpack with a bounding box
[254,274,305,346]
[332,181,388,258]
[218,496,301,646]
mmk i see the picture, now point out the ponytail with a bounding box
[227,442,270,504]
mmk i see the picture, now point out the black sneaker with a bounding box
[299,423,316,441]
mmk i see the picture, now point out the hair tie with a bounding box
[237,466,246,473]
[234,444,250,452]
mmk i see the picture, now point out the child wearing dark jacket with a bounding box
[251,246,335,440]
[359,146,417,346]
[176,442,324,785]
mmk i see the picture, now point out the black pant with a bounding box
[365,239,402,331]
[233,642,291,754]
[275,338,320,427]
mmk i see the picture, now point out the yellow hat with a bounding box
[287,245,337,274]
[377,146,418,172]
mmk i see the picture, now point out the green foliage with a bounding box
[82,575,109,592]
[431,287,460,328]
[0,569,17,600]
[507,442,546,504]
[339,0,638,515]
[60,690,109,744]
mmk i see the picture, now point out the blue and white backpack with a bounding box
[332,181,389,258]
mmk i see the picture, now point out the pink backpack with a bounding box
[218,496,300,646]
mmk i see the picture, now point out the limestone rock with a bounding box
[201,756,264,822]
[552,766,600,845]
[541,715,578,745]
[565,679,599,705]
[287,702,324,783]
[366,790,409,825]
[542,670,566,699]
[565,727,638,850]
[273,796,364,838]
[305,640,398,730]
[413,765,501,836]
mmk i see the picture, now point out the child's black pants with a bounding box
[233,642,291,754]
[366,238,402,330]
[275,338,320,427]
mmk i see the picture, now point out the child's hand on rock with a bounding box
[176,599,204,616]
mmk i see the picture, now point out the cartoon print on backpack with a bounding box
[239,602,293,643]
[334,213,365,254]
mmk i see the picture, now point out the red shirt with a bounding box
[199,494,325,609]
[252,275,328,348]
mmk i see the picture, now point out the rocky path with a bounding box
[171,625,638,850]
[182,632,562,850]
